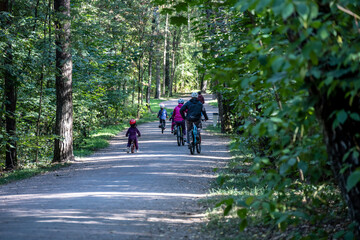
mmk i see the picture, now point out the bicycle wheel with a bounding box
[181,128,185,145]
[131,142,135,153]
[177,126,181,146]
[190,143,195,154]
[189,133,195,155]
[196,142,201,153]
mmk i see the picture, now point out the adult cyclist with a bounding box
[180,92,209,148]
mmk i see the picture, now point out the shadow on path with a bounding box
[0,94,229,240]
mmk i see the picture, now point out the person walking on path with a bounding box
[180,92,208,147]
[197,91,205,104]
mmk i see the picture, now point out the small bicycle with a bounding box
[127,139,136,154]
[175,122,185,146]
[189,122,201,154]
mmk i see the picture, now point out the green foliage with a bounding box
[166,0,360,237]
[0,0,171,167]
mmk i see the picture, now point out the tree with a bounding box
[1,0,18,170]
[146,8,158,107]
[162,13,169,96]
[169,26,181,97]
[53,0,74,162]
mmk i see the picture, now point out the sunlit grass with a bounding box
[208,100,218,107]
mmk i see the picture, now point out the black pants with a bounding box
[186,119,201,143]
[159,119,166,128]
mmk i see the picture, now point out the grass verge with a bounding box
[208,99,218,107]
[0,162,70,185]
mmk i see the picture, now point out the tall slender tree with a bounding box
[162,13,169,96]
[146,7,158,107]
[169,27,181,97]
[1,0,17,170]
[53,0,74,162]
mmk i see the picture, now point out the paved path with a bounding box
[0,94,230,239]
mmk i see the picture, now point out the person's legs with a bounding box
[127,138,131,153]
[171,121,175,132]
[181,120,186,136]
[186,120,193,145]
[135,138,139,150]
[192,119,201,142]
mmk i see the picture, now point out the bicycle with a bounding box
[126,139,136,153]
[176,122,185,146]
[189,122,201,154]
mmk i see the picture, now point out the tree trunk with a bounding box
[155,56,161,99]
[146,8,157,107]
[35,70,44,163]
[284,2,360,235]
[1,0,17,170]
[200,75,207,93]
[169,27,182,97]
[205,4,226,133]
[154,9,161,99]
[132,79,135,105]
[137,58,142,118]
[53,0,74,163]
[308,77,360,236]
[162,13,169,96]
[214,82,226,133]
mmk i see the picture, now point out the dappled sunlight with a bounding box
[0,96,230,239]
[1,191,206,203]
[14,208,202,225]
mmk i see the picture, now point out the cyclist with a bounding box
[126,119,141,153]
[171,98,186,141]
[157,103,168,129]
[198,91,205,104]
[180,92,208,148]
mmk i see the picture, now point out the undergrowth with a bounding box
[204,125,352,240]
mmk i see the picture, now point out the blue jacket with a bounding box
[157,109,167,120]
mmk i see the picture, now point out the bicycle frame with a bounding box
[192,123,197,145]
[176,122,183,134]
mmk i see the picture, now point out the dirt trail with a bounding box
[0,94,230,240]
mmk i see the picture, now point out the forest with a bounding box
[1,0,360,238]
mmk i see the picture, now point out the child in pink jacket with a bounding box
[170,99,186,140]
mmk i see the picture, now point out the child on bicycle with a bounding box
[171,98,187,141]
[126,119,141,153]
[157,104,167,129]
